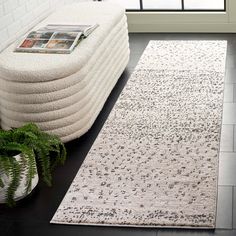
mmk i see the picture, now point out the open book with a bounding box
[15,24,99,54]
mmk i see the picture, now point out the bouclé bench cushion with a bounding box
[0,2,130,142]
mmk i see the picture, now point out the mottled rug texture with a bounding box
[51,41,227,228]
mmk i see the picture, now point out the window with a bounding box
[143,0,182,10]
[184,0,225,10]
[105,0,226,11]
[107,0,140,10]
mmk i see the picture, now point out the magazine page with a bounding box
[43,24,99,36]
[15,31,82,54]
[15,23,98,54]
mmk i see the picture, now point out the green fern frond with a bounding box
[24,148,37,194]
[0,123,67,206]
[0,178,4,188]
[34,145,52,186]
[6,157,21,207]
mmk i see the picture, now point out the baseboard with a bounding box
[128,23,236,33]
[126,11,236,33]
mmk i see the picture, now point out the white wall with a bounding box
[0,0,91,52]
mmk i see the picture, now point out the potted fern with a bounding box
[0,123,66,207]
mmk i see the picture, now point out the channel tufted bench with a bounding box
[0,2,130,142]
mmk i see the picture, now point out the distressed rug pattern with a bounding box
[51,41,227,228]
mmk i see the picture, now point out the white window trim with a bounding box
[127,0,236,32]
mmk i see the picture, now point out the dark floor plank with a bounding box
[226,55,236,69]
[224,84,234,102]
[222,103,236,125]
[128,52,142,68]
[225,69,236,84]
[214,230,236,236]
[233,187,236,229]
[219,153,236,186]
[216,186,233,229]
[220,125,234,152]
[5,221,157,236]
[129,40,149,54]
[158,229,215,236]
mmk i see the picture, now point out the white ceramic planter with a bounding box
[0,153,39,204]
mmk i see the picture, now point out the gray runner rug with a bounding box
[51,41,227,228]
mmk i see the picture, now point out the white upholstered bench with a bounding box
[0,2,130,142]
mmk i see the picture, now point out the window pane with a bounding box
[184,0,225,10]
[105,0,140,9]
[143,0,182,10]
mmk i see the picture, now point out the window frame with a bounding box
[127,0,226,12]
[126,0,236,32]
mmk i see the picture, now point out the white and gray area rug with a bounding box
[51,41,227,228]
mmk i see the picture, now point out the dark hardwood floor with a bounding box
[1,33,236,236]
